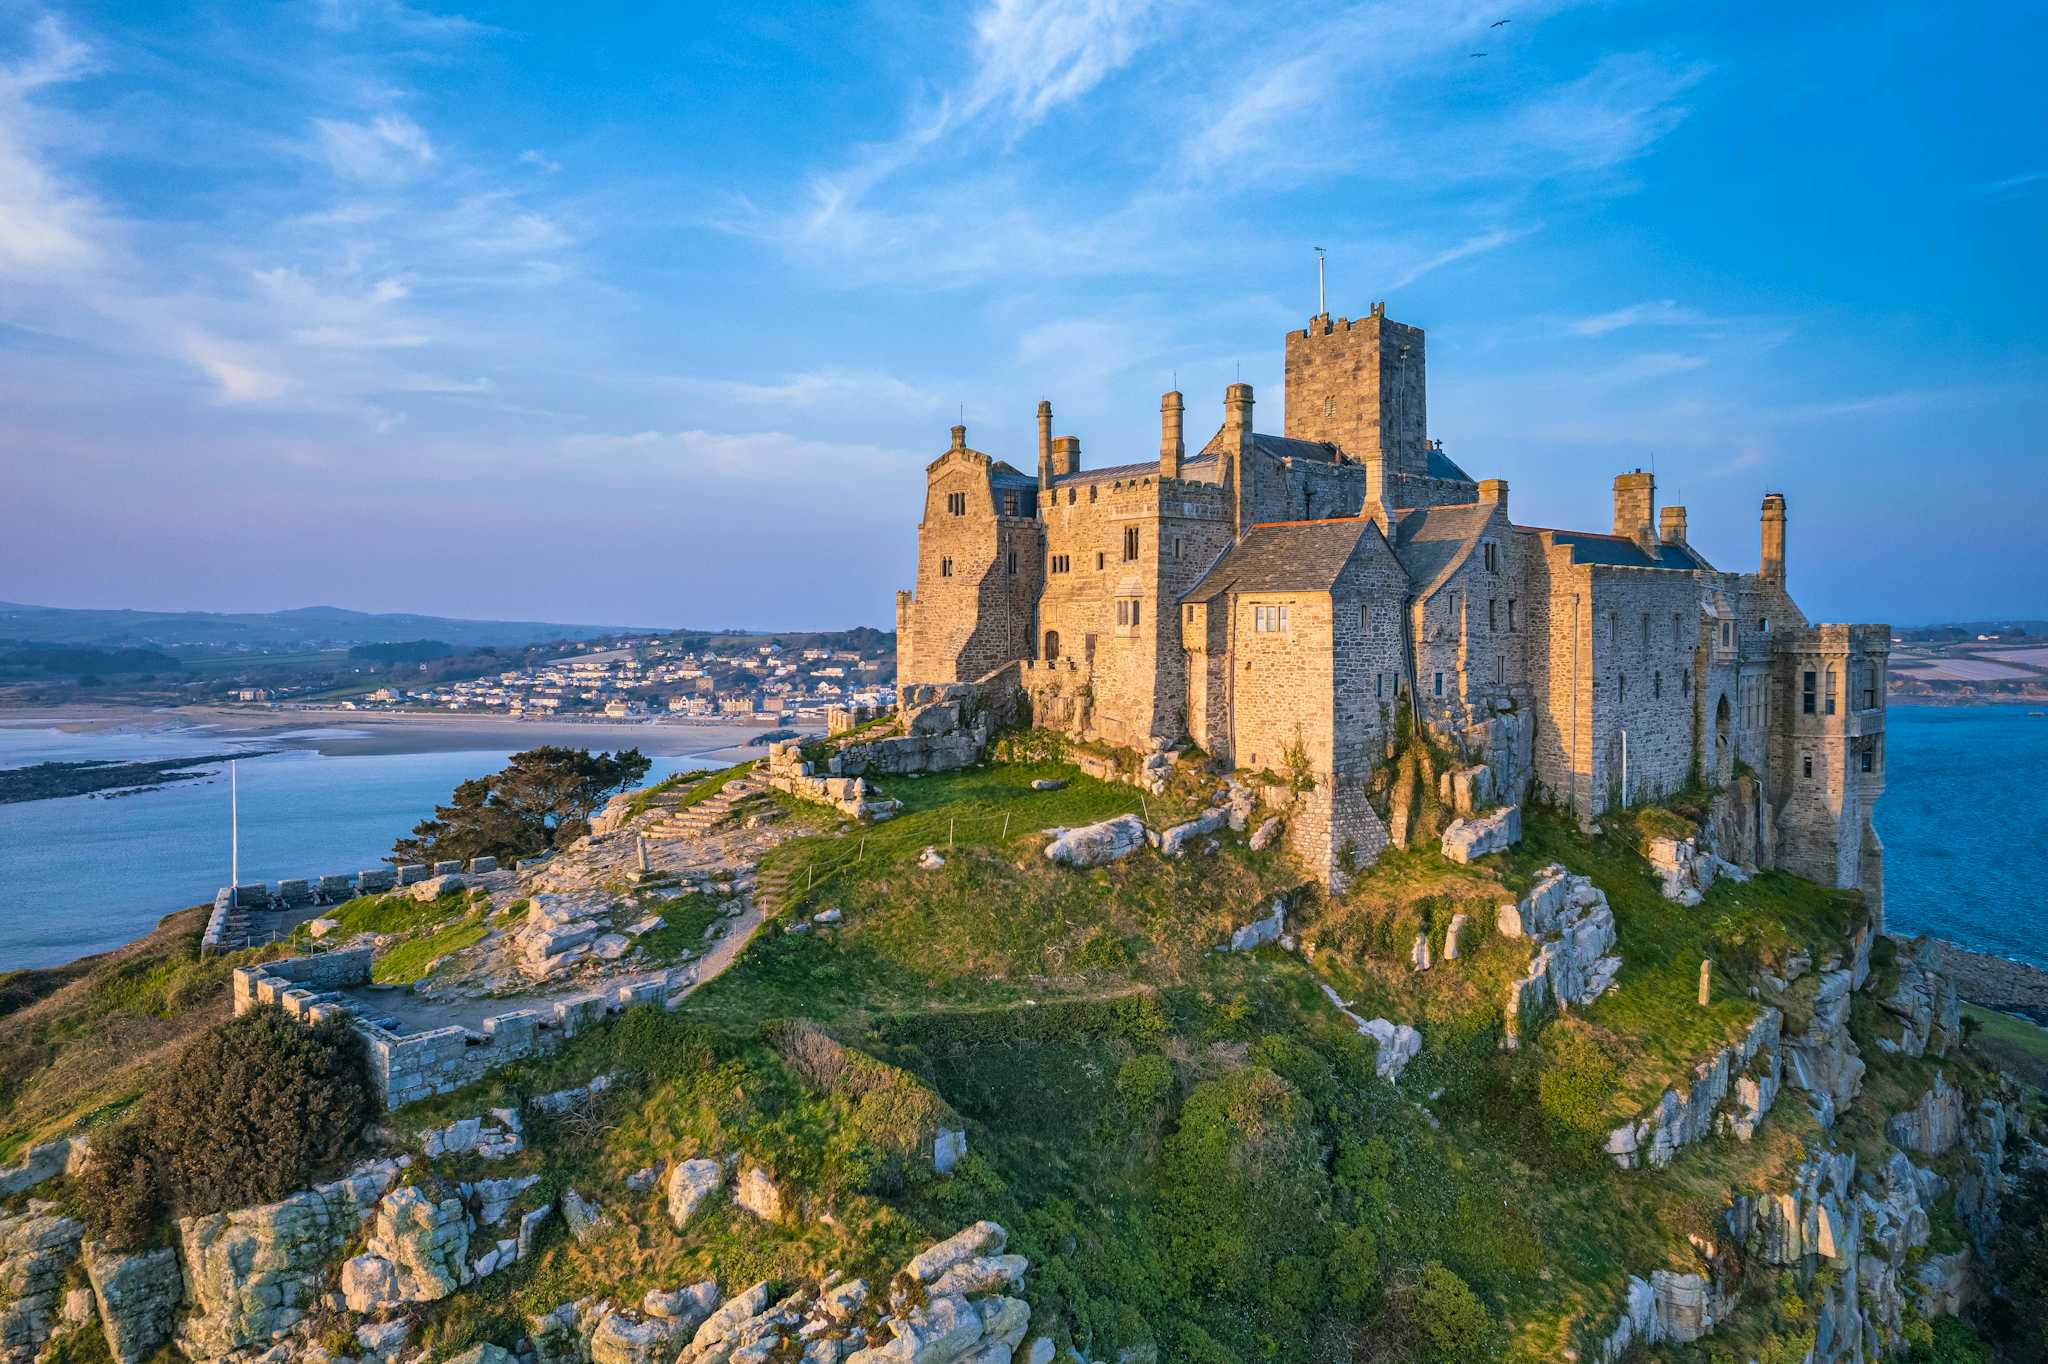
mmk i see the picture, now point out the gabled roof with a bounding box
[1390,501,1496,599]
[1183,518,1383,603]
[988,459,1038,492]
[1532,528,1706,571]
[1425,447,1474,482]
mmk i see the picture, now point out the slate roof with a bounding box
[1183,518,1381,603]
[1389,502,1495,599]
[1049,453,1220,487]
[1425,447,1474,482]
[1535,528,1707,571]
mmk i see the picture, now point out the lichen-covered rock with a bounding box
[1249,815,1282,852]
[1225,899,1285,952]
[0,1201,84,1363]
[667,1158,725,1229]
[590,1309,684,1364]
[907,1222,1006,1283]
[735,1166,783,1222]
[1607,1010,1781,1169]
[0,1137,87,1199]
[1784,968,1865,1126]
[1880,938,1961,1058]
[1440,803,1519,863]
[81,1241,181,1364]
[562,1187,607,1244]
[1043,815,1147,868]
[176,1160,400,1358]
[1598,1270,1734,1360]
[1156,808,1227,858]
[1888,1072,1965,1154]
[366,1184,470,1302]
[1499,868,1619,1046]
[645,1280,720,1327]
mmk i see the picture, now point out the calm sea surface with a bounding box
[1,705,2043,972]
[0,723,729,969]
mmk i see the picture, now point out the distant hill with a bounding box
[0,602,648,651]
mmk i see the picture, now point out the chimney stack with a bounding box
[1223,383,1255,533]
[1159,390,1184,480]
[1478,478,1508,512]
[1760,492,1787,585]
[950,424,966,452]
[1052,435,1081,477]
[1660,505,1688,544]
[1036,400,1053,489]
[1612,470,1655,550]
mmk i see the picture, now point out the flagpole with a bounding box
[231,760,239,890]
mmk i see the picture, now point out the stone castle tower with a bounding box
[894,305,1889,913]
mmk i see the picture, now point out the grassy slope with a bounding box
[5,740,2017,1364]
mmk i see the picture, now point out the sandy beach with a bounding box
[0,703,812,762]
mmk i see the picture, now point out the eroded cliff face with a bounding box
[1592,917,2035,1363]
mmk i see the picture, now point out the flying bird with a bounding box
[1492,17,1511,25]
[1470,51,1487,57]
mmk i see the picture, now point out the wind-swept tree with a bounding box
[391,745,651,865]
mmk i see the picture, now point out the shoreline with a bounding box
[1906,936,2048,1025]
[0,702,817,759]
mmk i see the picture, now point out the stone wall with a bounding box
[896,438,1043,686]
[204,859,499,951]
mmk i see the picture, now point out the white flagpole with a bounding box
[231,760,239,890]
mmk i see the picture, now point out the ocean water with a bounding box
[1,705,2043,972]
[1878,704,2048,968]
[0,724,729,969]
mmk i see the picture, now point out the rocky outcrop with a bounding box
[1499,867,1620,1046]
[734,1166,782,1222]
[1607,1010,1782,1169]
[667,1158,725,1229]
[0,1200,84,1364]
[1156,807,1227,858]
[1783,968,1866,1126]
[1225,899,1285,952]
[0,1136,87,1199]
[1440,803,1519,864]
[1043,816,1146,868]
[1643,834,1747,906]
[1599,1270,1733,1360]
[1888,1072,1965,1154]
[1703,774,1769,873]
[1880,938,1961,1057]
[359,1184,471,1306]
[177,1160,400,1358]
[81,1242,181,1364]
[1317,984,1420,1082]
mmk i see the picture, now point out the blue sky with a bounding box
[1,0,2042,630]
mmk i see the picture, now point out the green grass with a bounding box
[1962,1003,2048,1065]
[632,895,725,964]
[371,920,489,984]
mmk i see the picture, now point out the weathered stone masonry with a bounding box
[897,300,1887,894]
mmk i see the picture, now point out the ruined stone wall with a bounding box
[896,447,1042,686]
[232,948,374,1015]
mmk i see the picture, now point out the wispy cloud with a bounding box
[1972,168,2045,196]
[0,15,107,275]
[558,429,907,484]
[1387,227,1536,289]
[1570,299,1716,336]
[677,368,945,413]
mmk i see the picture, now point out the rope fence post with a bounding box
[949,815,956,850]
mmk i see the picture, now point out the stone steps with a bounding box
[753,862,799,917]
[645,782,766,840]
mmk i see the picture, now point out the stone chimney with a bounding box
[1159,390,1184,480]
[1223,382,1255,533]
[1478,478,1508,512]
[1612,470,1655,550]
[1760,492,1787,585]
[1052,435,1081,478]
[1036,400,1053,489]
[1660,505,1688,544]
[950,424,966,452]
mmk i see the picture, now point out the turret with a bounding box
[950,424,967,452]
[1036,400,1053,489]
[1612,470,1655,551]
[1159,390,1184,480]
[1761,492,1786,585]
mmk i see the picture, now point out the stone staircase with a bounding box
[645,780,766,840]
[752,861,800,917]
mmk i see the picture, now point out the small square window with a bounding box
[1860,749,1873,774]
[1802,753,1813,779]
[940,557,952,578]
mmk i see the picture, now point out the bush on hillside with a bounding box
[78,1005,370,1247]
[1416,1261,1499,1363]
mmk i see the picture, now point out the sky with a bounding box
[0,0,2042,631]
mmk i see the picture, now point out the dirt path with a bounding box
[671,900,766,1001]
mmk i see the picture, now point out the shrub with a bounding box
[74,1119,162,1249]
[145,1006,370,1218]
[1536,1022,1619,1140]
[1328,1223,1381,1316]
[1116,1054,1173,1114]
[1416,1261,1498,1363]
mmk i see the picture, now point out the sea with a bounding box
[0,704,2044,972]
[0,723,735,969]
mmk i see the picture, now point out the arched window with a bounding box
[1043,630,1060,661]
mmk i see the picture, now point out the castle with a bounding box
[896,304,1889,914]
